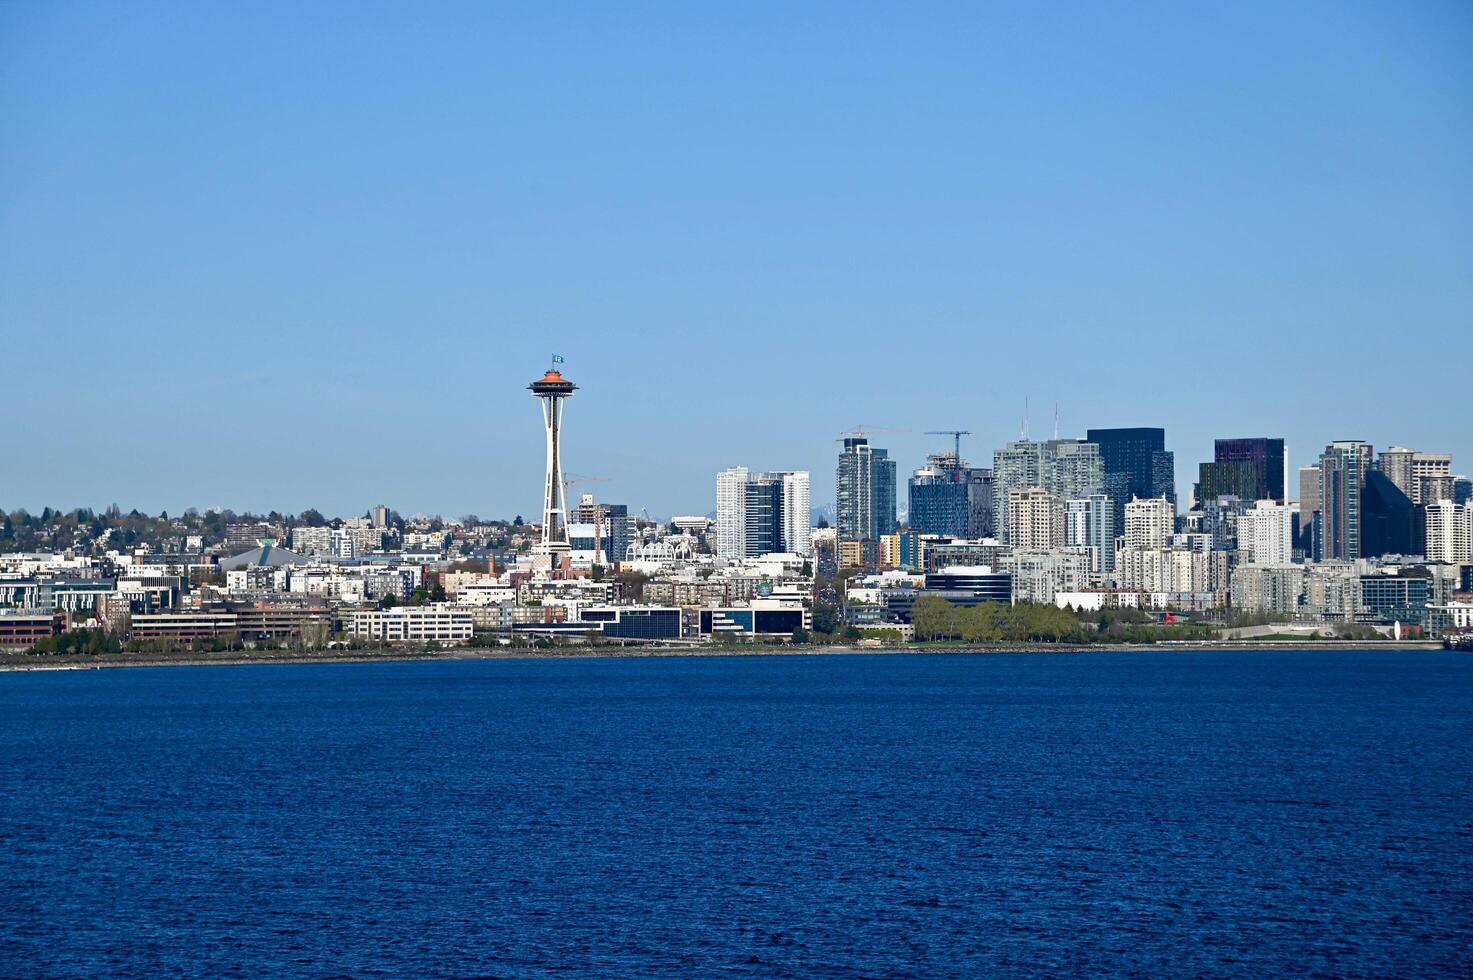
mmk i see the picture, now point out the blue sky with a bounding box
[2,1,1469,520]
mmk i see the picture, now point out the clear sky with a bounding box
[2,1,1469,521]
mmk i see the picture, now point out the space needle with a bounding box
[529,359,577,571]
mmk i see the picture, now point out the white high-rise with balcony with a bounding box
[1123,497,1174,550]
[779,471,812,556]
[715,467,750,558]
[1236,500,1296,565]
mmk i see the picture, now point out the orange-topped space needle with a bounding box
[529,357,577,570]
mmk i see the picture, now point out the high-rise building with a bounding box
[1361,469,1420,558]
[1197,438,1286,503]
[1297,464,1322,560]
[1318,440,1374,560]
[1424,500,1473,563]
[1086,427,1174,531]
[1455,477,1473,506]
[966,468,995,538]
[779,471,812,556]
[1065,493,1116,573]
[371,504,391,529]
[715,466,750,558]
[836,438,896,543]
[992,439,1102,545]
[571,494,633,565]
[1236,500,1296,566]
[909,453,970,537]
[1123,497,1174,551]
[1006,487,1065,550]
[716,467,811,558]
[1379,447,1453,505]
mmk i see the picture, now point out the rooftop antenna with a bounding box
[1054,401,1060,440]
[1022,397,1030,440]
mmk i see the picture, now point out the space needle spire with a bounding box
[529,356,576,572]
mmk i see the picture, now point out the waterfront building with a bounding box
[836,437,897,544]
[1000,549,1093,605]
[349,605,475,645]
[1230,564,1304,616]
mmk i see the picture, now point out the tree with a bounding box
[911,595,959,641]
[811,602,838,635]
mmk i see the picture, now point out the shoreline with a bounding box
[0,639,1450,672]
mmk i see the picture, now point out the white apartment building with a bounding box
[1000,548,1093,604]
[1123,497,1174,550]
[1065,493,1115,573]
[780,471,812,556]
[1007,487,1064,550]
[1236,500,1296,565]
[1424,500,1472,563]
[1114,546,1228,595]
[716,466,750,558]
[349,605,474,644]
[1229,564,1305,616]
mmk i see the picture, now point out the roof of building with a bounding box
[219,540,307,571]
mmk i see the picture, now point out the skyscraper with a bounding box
[1196,438,1286,503]
[1379,447,1453,505]
[992,439,1103,545]
[1361,469,1420,558]
[966,468,995,538]
[908,453,969,537]
[1065,493,1116,573]
[1236,500,1296,565]
[1123,497,1174,550]
[716,467,811,558]
[779,471,812,556]
[836,438,896,543]
[1297,464,1321,559]
[1318,440,1374,560]
[1086,427,1175,529]
[1007,487,1065,550]
[715,466,750,558]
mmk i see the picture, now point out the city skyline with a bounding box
[3,3,1470,518]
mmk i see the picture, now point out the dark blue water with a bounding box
[2,651,1470,977]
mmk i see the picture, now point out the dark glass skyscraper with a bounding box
[908,454,969,537]
[1086,427,1175,530]
[1197,438,1286,503]
[1361,469,1421,558]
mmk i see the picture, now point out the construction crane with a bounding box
[925,430,971,481]
[836,425,910,442]
[562,475,610,562]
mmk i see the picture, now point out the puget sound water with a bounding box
[2,650,1469,977]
